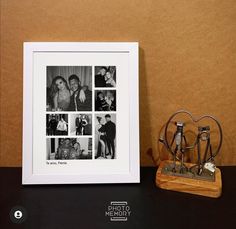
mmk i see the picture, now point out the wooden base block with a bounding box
[156,160,222,198]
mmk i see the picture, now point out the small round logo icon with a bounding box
[14,210,23,219]
[10,206,27,224]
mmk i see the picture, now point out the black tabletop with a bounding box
[0,167,236,229]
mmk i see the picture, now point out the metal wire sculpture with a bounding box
[160,110,223,179]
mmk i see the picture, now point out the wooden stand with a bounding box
[156,160,222,198]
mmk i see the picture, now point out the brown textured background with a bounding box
[0,0,236,167]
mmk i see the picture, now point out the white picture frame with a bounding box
[22,42,139,184]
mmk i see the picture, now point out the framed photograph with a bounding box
[23,42,139,184]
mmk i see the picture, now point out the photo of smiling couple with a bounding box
[46,66,92,112]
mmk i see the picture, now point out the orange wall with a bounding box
[1,0,236,166]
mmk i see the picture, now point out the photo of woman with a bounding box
[56,116,68,135]
[50,76,71,111]
[105,70,116,87]
[95,116,107,158]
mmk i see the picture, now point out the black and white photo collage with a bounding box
[46,66,116,160]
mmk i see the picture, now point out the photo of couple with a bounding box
[46,114,68,136]
[47,138,92,160]
[46,66,92,111]
[95,90,116,111]
[95,66,116,88]
[95,114,116,159]
[70,114,92,136]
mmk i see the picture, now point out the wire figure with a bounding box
[169,122,188,173]
[190,126,214,175]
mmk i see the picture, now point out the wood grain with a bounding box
[1,0,236,166]
[156,160,222,198]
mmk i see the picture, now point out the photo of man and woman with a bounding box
[70,114,92,136]
[47,138,92,160]
[46,66,117,162]
[46,66,92,111]
[46,114,68,136]
[95,66,116,88]
[95,90,116,111]
[95,114,116,159]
